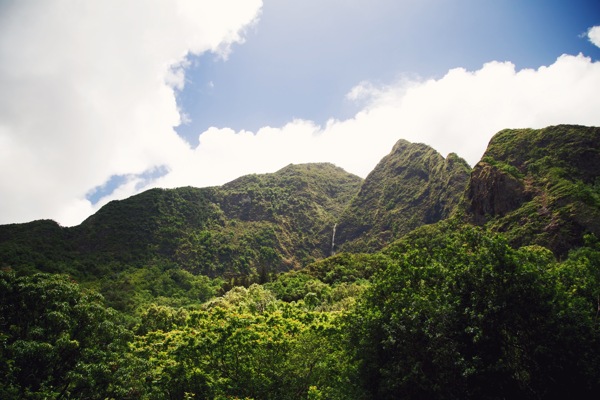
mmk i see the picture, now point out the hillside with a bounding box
[0,163,362,280]
[335,139,471,252]
[3,125,598,279]
[464,124,600,255]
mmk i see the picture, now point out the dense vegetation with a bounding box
[3,226,600,399]
[0,163,362,284]
[336,139,470,252]
[1,125,600,399]
[352,224,600,399]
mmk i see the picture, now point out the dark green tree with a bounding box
[347,227,600,399]
[0,272,142,399]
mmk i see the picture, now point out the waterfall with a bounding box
[331,223,337,256]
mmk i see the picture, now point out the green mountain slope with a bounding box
[335,139,471,252]
[3,125,600,399]
[464,124,600,255]
[0,163,363,279]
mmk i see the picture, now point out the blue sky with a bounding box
[176,0,600,143]
[1,0,600,225]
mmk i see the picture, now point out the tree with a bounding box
[0,272,142,399]
[134,286,361,399]
[347,227,600,399]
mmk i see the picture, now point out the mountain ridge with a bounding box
[0,162,363,279]
[335,139,471,252]
[2,124,600,399]
[1,124,599,281]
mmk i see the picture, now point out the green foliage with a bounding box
[347,227,600,399]
[93,263,221,312]
[0,220,77,275]
[0,163,362,281]
[0,273,364,399]
[0,272,142,399]
[262,271,326,302]
[216,163,363,268]
[173,221,285,278]
[263,268,369,312]
[480,156,524,179]
[133,287,361,399]
[2,125,600,399]
[3,225,600,399]
[306,252,389,283]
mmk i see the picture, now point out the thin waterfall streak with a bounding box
[331,223,337,256]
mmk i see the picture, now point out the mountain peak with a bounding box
[335,139,471,252]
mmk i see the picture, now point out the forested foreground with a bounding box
[2,227,600,399]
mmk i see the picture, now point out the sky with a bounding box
[0,0,599,226]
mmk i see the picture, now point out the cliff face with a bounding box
[464,125,600,255]
[336,139,471,252]
[467,162,532,225]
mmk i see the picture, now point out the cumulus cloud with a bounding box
[588,26,600,48]
[0,0,262,225]
[153,53,600,196]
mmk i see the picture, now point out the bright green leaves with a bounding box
[97,263,221,312]
[134,293,356,400]
[6,222,600,399]
[1,270,363,399]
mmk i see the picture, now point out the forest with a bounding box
[2,125,600,399]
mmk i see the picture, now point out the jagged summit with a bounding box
[335,138,471,252]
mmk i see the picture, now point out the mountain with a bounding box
[2,125,599,281]
[464,124,600,255]
[334,139,471,252]
[0,163,362,279]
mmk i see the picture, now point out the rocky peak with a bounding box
[336,138,471,252]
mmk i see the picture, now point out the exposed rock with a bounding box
[467,162,532,225]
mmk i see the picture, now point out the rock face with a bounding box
[464,124,600,255]
[336,139,471,252]
[467,162,531,225]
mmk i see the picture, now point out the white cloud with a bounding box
[0,0,262,225]
[588,26,600,48]
[153,53,600,197]
[2,2,600,228]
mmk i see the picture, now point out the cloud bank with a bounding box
[0,0,262,225]
[1,6,599,228]
[159,52,600,193]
